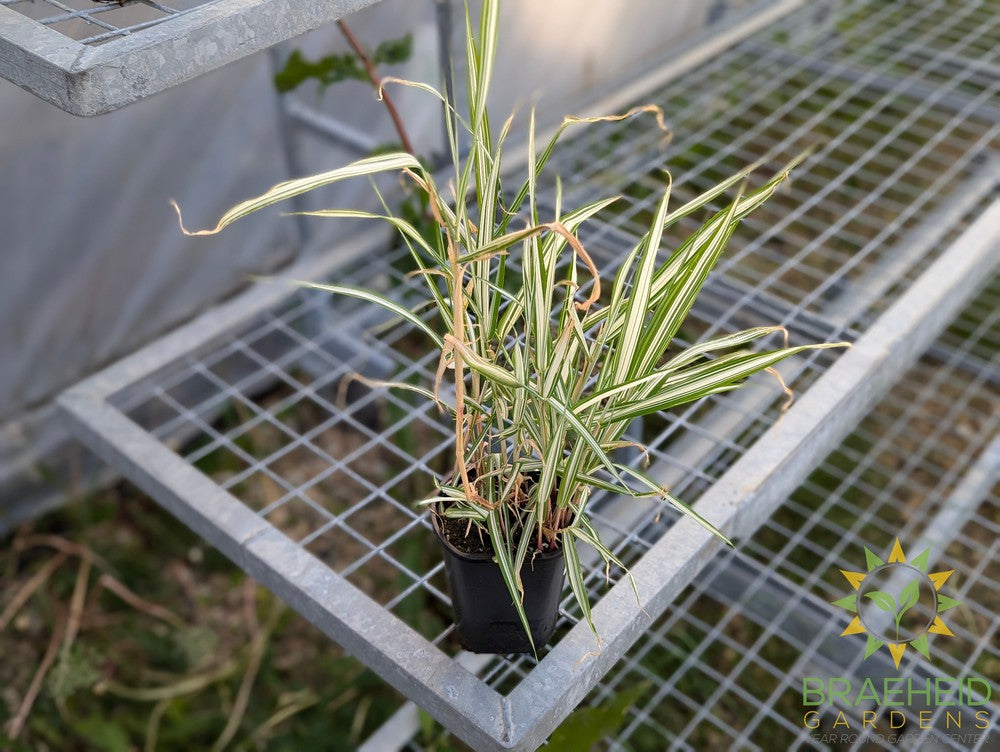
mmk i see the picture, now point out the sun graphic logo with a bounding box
[833,538,961,669]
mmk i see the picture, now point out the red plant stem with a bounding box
[336,20,416,155]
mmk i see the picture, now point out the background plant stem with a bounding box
[336,20,415,155]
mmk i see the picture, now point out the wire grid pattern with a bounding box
[85,0,996,742]
[524,273,998,752]
[547,0,1000,328]
[0,0,201,46]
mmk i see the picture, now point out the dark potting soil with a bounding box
[435,472,562,557]
[436,512,560,558]
[438,514,494,555]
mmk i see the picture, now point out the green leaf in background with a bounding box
[0,734,35,752]
[417,708,462,751]
[373,33,413,66]
[46,644,102,703]
[273,49,364,93]
[864,591,896,613]
[273,34,413,94]
[70,716,131,752]
[545,682,651,751]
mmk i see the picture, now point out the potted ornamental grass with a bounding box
[174,0,846,654]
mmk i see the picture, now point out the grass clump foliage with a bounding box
[174,0,847,650]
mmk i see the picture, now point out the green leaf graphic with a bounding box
[864,547,885,571]
[909,548,930,572]
[896,578,920,620]
[894,577,921,641]
[937,594,962,612]
[831,594,857,613]
[864,591,896,613]
[864,634,884,659]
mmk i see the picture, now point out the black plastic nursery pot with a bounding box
[432,512,565,654]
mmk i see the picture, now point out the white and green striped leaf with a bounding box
[256,279,444,348]
[487,508,535,653]
[173,152,423,235]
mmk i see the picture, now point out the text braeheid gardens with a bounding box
[802,676,992,744]
[802,538,994,745]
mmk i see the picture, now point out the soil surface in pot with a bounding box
[436,513,560,557]
[435,471,562,556]
[437,514,493,555]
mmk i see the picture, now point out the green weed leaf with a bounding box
[70,716,130,752]
[273,49,364,93]
[46,644,102,703]
[373,34,413,66]
[273,35,411,94]
[546,682,650,751]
